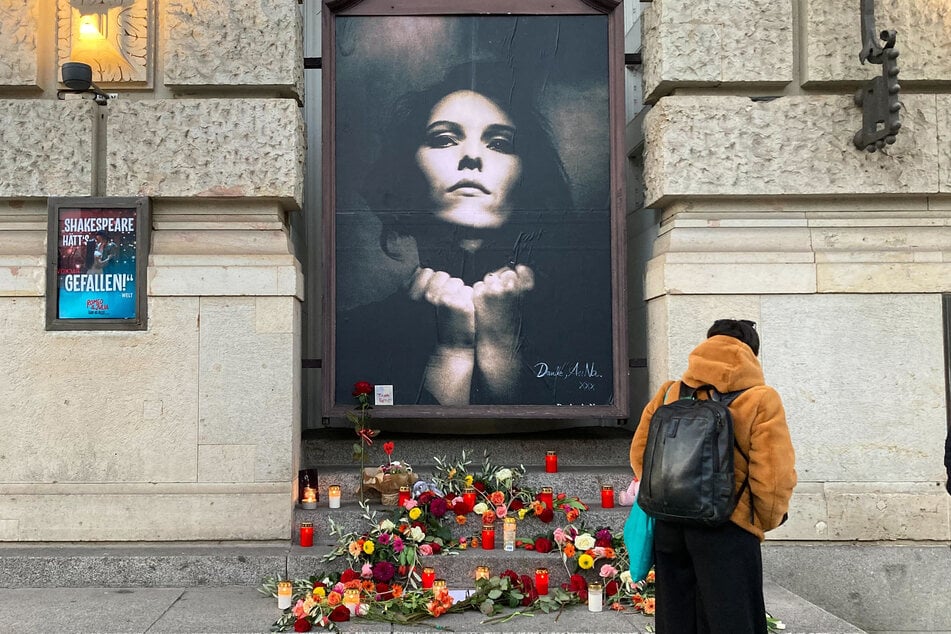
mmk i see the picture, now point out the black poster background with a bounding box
[333,15,613,408]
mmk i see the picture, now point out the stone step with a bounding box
[302,464,635,504]
[293,500,632,545]
[301,427,633,470]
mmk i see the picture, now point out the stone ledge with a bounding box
[0,0,38,87]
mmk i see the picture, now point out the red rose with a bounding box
[429,542,442,554]
[595,538,612,548]
[418,490,435,505]
[565,574,588,601]
[500,569,519,585]
[293,617,312,632]
[452,500,468,515]
[352,381,373,396]
[533,537,553,553]
[519,574,537,606]
[538,507,555,523]
[524,544,534,550]
[509,498,524,512]
[329,605,351,622]
[605,580,619,598]
[472,481,486,492]
[340,568,359,583]
[383,441,394,455]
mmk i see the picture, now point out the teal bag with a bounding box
[623,489,655,583]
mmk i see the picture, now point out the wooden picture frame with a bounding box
[322,0,627,419]
[46,197,150,331]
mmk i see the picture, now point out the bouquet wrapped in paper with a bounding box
[361,461,418,505]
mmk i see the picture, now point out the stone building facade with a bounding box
[0,0,948,548]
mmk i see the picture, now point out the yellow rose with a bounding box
[363,540,375,555]
[313,586,326,599]
[517,508,528,520]
[578,553,594,570]
[408,507,422,520]
[464,475,473,486]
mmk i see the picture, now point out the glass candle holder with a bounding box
[475,565,490,581]
[462,486,477,513]
[534,568,550,595]
[328,484,341,509]
[421,567,436,589]
[432,579,447,592]
[601,485,615,509]
[277,580,293,610]
[502,517,516,552]
[545,450,558,473]
[481,523,496,550]
[538,486,553,510]
[588,582,603,612]
[301,486,317,510]
[343,588,360,614]
[299,521,314,548]
[397,486,411,507]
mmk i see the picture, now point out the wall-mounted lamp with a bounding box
[58,61,111,105]
[57,0,152,86]
[853,0,901,152]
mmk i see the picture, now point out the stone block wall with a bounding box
[0,0,304,541]
[640,0,951,542]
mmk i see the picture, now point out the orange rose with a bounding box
[602,547,616,559]
[481,511,496,524]
[344,579,361,590]
[327,591,342,606]
[563,543,576,558]
[489,491,505,506]
[455,514,467,525]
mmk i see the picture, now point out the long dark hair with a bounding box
[362,62,573,281]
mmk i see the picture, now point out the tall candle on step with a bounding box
[299,521,314,547]
[601,485,615,508]
[421,567,435,589]
[301,486,317,510]
[475,565,490,581]
[588,582,603,612]
[502,517,516,551]
[481,523,495,550]
[535,568,550,595]
[398,486,411,506]
[545,450,558,473]
[462,486,476,513]
[343,588,360,615]
[539,486,553,510]
[328,484,341,509]
[277,580,293,609]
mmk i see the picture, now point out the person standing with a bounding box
[629,319,797,634]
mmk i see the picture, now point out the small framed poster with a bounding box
[46,197,151,331]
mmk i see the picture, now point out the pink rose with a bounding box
[361,563,373,579]
[418,544,433,556]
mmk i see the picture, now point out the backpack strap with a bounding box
[702,385,757,525]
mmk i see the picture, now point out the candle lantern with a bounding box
[587,582,603,612]
[538,486,553,510]
[545,450,558,473]
[277,580,293,610]
[343,588,360,614]
[502,517,516,552]
[600,485,615,508]
[421,567,436,589]
[432,579,447,592]
[462,486,477,513]
[301,486,317,510]
[475,565,490,581]
[299,521,314,548]
[481,523,496,550]
[327,484,341,509]
[534,568,550,595]
[397,485,411,507]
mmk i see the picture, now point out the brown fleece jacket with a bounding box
[629,335,797,541]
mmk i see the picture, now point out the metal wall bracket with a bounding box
[853,0,901,152]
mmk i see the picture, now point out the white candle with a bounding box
[587,583,603,612]
[301,486,317,510]
[277,581,292,609]
[328,484,341,509]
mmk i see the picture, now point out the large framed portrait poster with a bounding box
[46,197,150,331]
[323,0,627,418]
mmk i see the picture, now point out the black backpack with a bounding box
[637,382,750,526]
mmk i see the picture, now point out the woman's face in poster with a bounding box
[415,90,522,229]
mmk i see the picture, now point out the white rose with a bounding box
[408,526,425,542]
[495,468,513,482]
[574,533,595,551]
[473,502,488,515]
[378,519,395,532]
[619,570,633,587]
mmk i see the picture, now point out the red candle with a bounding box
[535,568,550,595]
[545,450,558,473]
[538,486,553,510]
[398,486,411,506]
[481,523,496,550]
[421,567,435,589]
[601,485,615,508]
[462,487,477,513]
[299,521,314,548]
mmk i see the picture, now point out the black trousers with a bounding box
[653,520,767,634]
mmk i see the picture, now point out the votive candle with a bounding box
[481,523,496,550]
[475,565,490,581]
[328,484,341,509]
[601,485,615,509]
[538,486,553,510]
[301,486,317,510]
[398,485,411,507]
[277,580,293,609]
[588,582,603,612]
[299,521,314,548]
[545,450,558,473]
[534,568,550,595]
[502,517,516,552]
[462,486,477,513]
[421,567,436,589]
[343,588,360,615]
[432,579,447,592]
